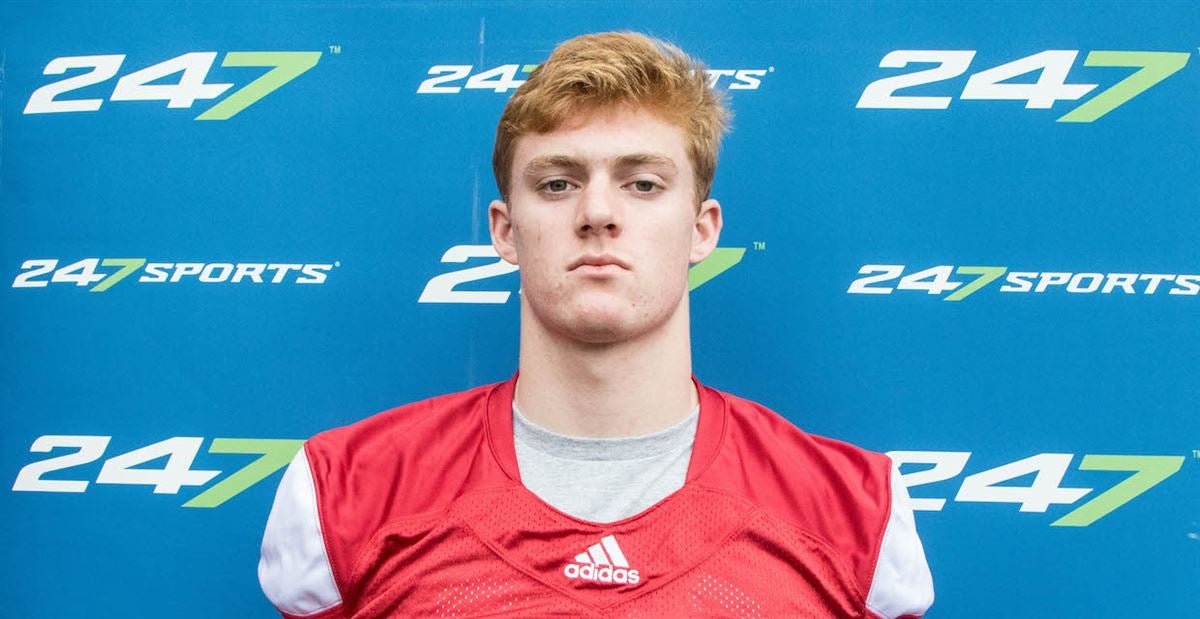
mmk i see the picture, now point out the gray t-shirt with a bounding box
[512,403,699,523]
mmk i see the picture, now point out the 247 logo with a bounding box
[848,265,1200,301]
[23,51,321,119]
[417,64,771,94]
[417,245,745,304]
[890,450,1185,527]
[11,258,336,292]
[12,435,302,508]
[858,50,1191,121]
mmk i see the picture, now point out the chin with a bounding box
[566,321,635,345]
[526,289,682,345]
[561,308,634,344]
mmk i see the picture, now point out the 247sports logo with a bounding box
[848,265,1200,301]
[417,64,772,94]
[11,258,337,291]
[858,49,1192,121]
[9,434,1187,528]
[23,51,321,119]
[417,245,746,303]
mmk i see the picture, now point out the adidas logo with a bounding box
[562,535,641,586]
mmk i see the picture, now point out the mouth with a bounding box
[568,254,631,271]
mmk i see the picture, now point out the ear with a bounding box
[689,198,723,264]
[489,199,519,265]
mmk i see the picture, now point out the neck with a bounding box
[515,297,698,438]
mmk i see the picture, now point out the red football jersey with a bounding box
[259,376,933,618]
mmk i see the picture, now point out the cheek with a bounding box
[515,235,566,297]
[635,251,690,309]
[649,224,697,271]
[512,221,543,267]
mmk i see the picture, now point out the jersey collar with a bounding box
[485,372,727,484]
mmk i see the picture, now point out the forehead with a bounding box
[512,107,692,173]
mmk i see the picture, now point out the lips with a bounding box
[568,254,631,271]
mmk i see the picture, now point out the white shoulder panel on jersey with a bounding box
[864,463,935,619]
[258,445,342,616]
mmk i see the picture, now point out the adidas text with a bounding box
[563,563,641,585]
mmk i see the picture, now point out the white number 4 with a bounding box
[960,50,1097,109]
[96,437,220,494]
[896,266,959,295]
[111,52,232,108]
[955,453,1092,512]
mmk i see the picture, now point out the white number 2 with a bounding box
[417,65,472,94]
[847,264,904,294]
[418,245,519,304]
[888,451,971,511]
[24,55,126,114]
[857,50,976,109]
[12,436,112,492]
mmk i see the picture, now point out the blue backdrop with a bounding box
[3,1,1197,616]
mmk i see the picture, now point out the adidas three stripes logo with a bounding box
[562,535,642,586]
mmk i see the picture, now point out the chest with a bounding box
[340,487,869,618]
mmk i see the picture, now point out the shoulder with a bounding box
[258,381,503,618]
[700,387,933,618]
[704,388,893,516]
[305,381,502,525]
[305,381,494,471]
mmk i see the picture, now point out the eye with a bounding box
[538,178,575,194]
[628,179,662,193]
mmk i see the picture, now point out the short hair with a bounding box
[493,32,731,203]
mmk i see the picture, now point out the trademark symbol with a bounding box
[768,67,774,73]
[1192,449,1200,459]
[328,45,342,54]
[752,241,766,251]
[334,261,341,268]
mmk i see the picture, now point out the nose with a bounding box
[575,182,622,237]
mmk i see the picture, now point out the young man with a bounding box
[259,32,933,618]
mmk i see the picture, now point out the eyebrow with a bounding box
[613,153,677,172]
[523,155,585,177]
[522,153,678,178]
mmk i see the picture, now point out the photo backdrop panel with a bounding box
[3,2,1197,616]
